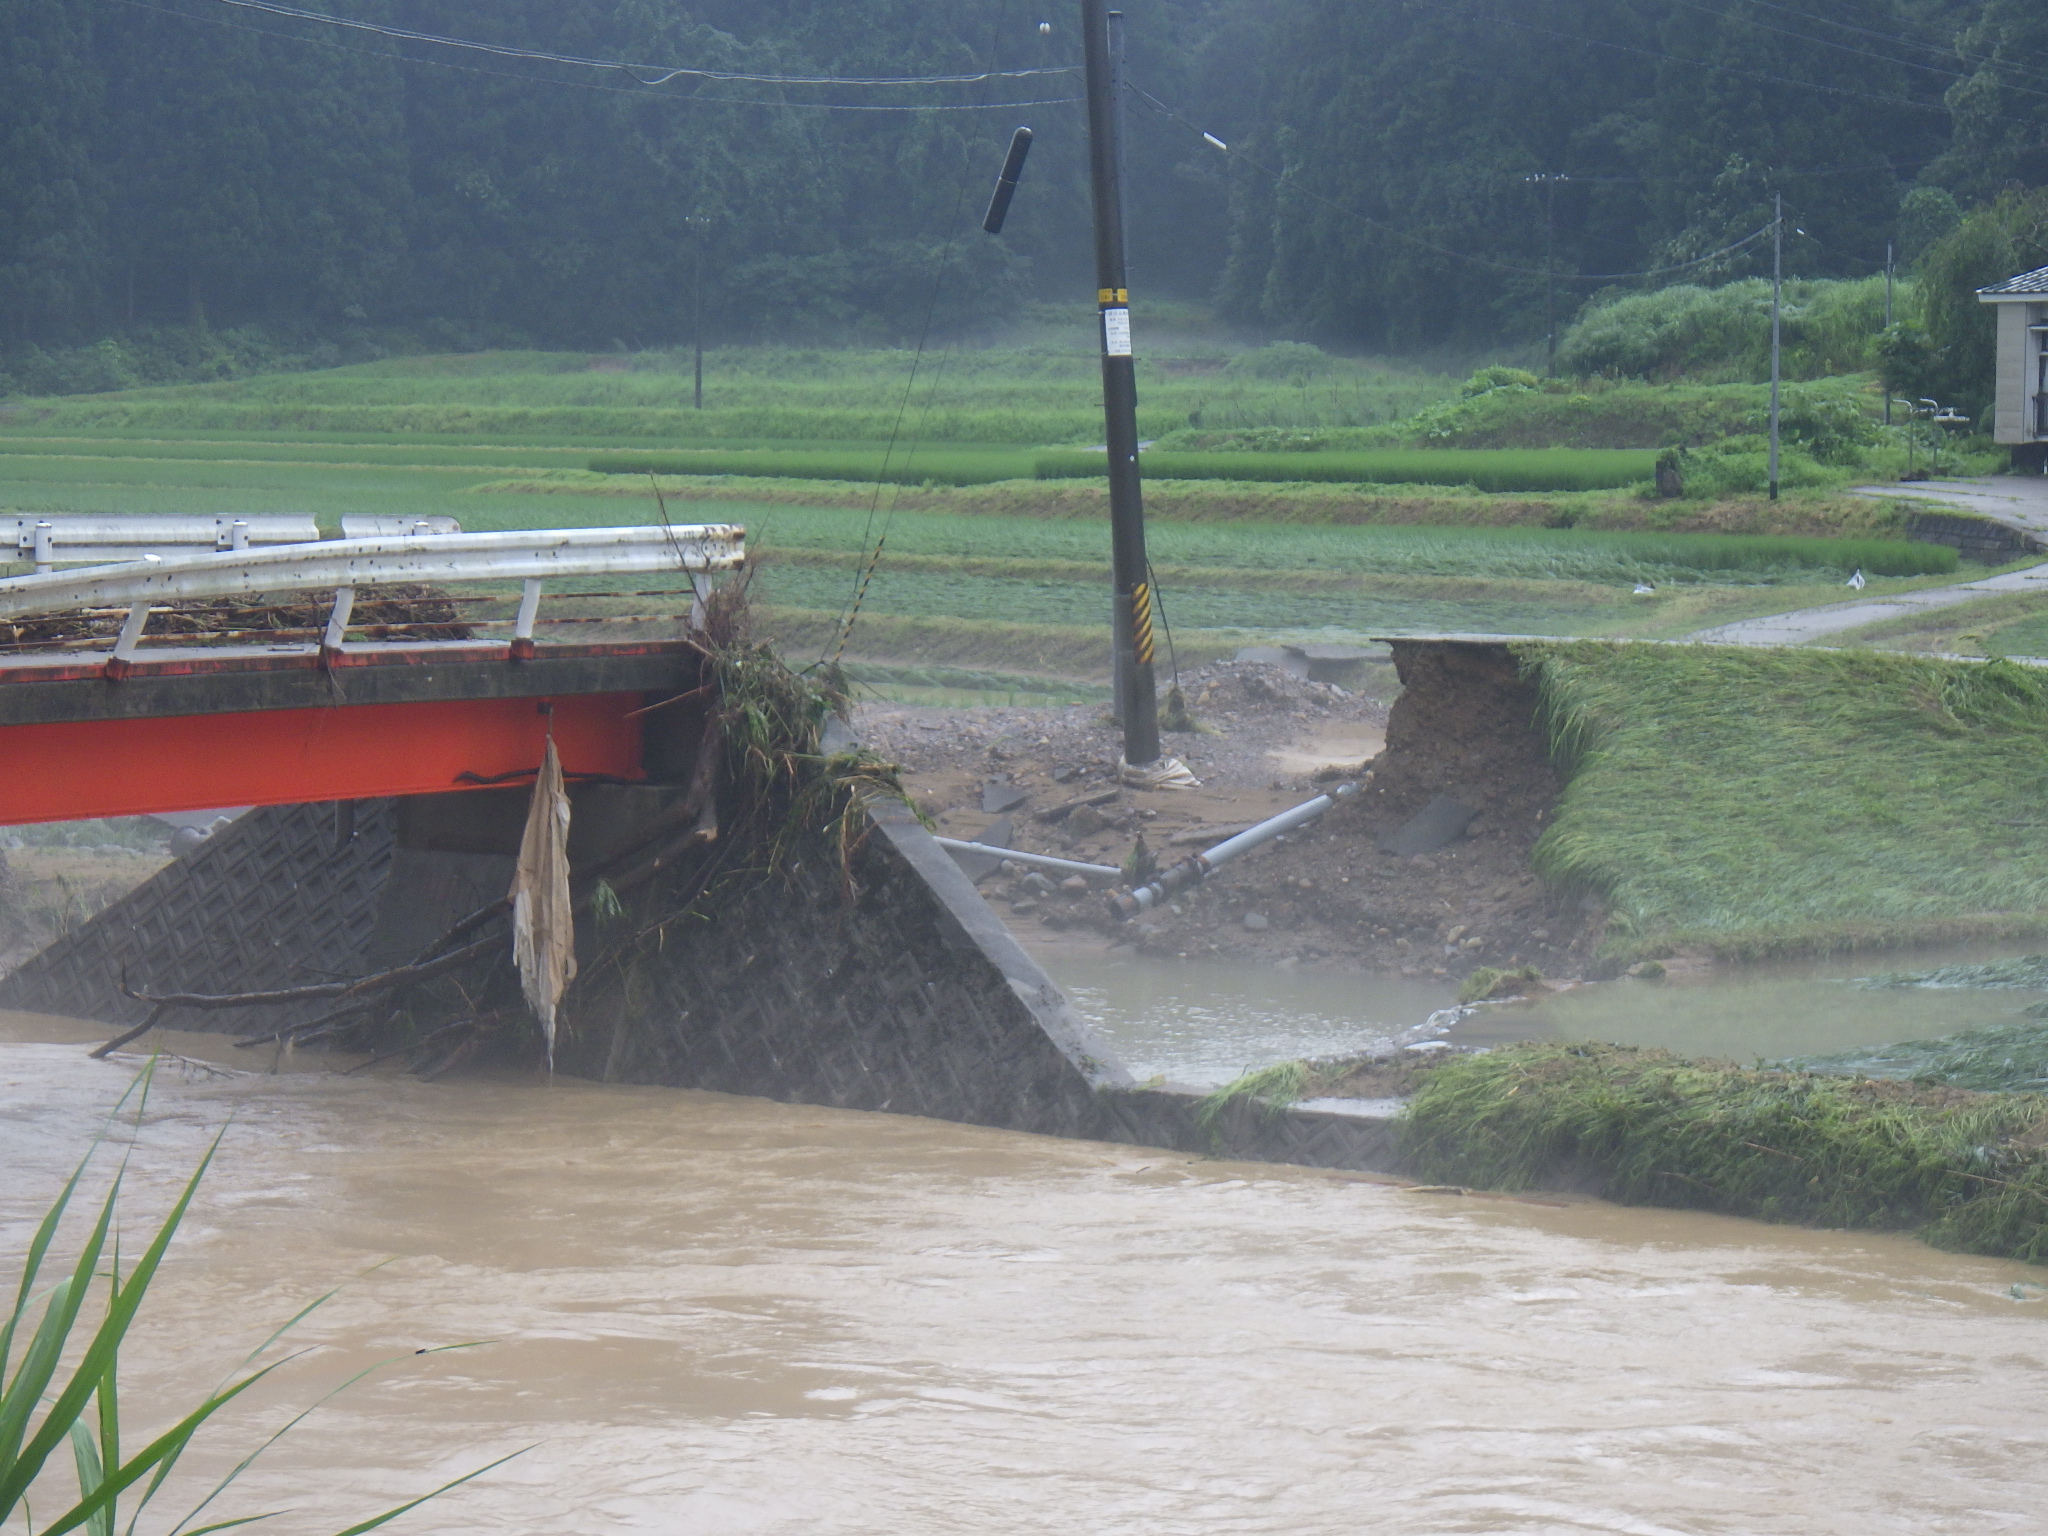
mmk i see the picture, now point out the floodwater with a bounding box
[6,1008,2048,1535]
[1037,943,2048,1081]
[1044,950,1454,1084]
[1458,947,2048,1062]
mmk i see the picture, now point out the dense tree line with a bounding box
[1,0,2046,363]
[1217,0,2048,351]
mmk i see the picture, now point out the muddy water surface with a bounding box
[5,1008,2047,1535]
[1037,944,2048,1078]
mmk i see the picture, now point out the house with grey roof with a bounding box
[1978,265,2048,471]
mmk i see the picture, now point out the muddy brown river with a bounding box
[5,1007,2047,1535]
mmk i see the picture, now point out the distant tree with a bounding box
[1909,187,2048,417]
[1941,0,2048,199]
[0,0,104,343]
[1896,185,1962,266]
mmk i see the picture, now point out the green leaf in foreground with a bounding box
[3,1068,517,1535]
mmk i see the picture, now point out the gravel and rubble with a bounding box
[850,650,1604,981]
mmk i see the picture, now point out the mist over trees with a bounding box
[1,0,2045,360]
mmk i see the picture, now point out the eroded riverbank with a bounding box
[6,1009,2048,1535]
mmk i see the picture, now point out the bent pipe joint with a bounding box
[1106,782,1360,923]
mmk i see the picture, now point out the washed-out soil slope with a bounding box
[857,645,1600,979]
[1120,643,1601,977]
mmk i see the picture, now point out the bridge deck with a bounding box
[0,636,704,825]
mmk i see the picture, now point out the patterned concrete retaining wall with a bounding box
[0,800,398,1037]
[1906,509,2045,562]
[0,785,1406,1177]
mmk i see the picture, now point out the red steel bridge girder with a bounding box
[0,691,646,826]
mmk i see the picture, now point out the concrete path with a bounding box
[1688,561,2048,645]
[1851,475,2048,536]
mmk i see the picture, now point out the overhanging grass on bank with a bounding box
[1400,1043,2048,1262]
[1522,644,2048,958]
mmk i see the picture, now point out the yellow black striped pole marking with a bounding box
[1132,582,1156,665]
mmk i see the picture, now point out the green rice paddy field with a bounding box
[0,351,1982,687]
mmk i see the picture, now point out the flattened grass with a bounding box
[1523,643,2048,957]
[1399,1042,2048,1262]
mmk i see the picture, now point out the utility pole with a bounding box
[1768,192,1783,502]
[1523,173,1569,375]
[691,217,706,410]
[1883,239,1894,427]
[1082,0,1159,769]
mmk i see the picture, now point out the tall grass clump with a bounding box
[1400,1042,2048,1261]
[1523,644,2048,956]
[1556,275,1896,382]
[2,1073,509,1534]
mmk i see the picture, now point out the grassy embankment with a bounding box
[1519,642,2048,962]
[1395,1043,2048,1264]
[1200,1027,2048,1263]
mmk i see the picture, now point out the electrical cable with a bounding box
[1130,85,1776,283]
[198,0,1078,88]
[829,12,1018,667]
[110,0,1081,112]
[1506,153,1942,188]
[1732,0,2048,86]
[1490,14,1955,115]
[1652,0,2048,96]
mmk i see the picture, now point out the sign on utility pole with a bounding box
[1081,0,1160,770]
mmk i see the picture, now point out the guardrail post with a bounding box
[511,577,543,661]
[321,587,355,664]
[230,519,249,551]
[32,522,53,574]
[104,601,152,677]
[689,572,712,631]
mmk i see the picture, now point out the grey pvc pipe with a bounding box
[1112,782,1359,918]
[935,838,1121,880]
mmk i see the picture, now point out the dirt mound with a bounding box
[861,640,1598,980]
[1068,642,1599,977]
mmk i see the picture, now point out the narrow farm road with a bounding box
[1688,561,2048,645]
[1851,475,2048,537]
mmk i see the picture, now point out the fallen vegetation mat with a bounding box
[1521,644,2048,960]
[1398,1042,2048,1262]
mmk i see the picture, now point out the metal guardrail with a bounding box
[10,515,321,569]
[0,524,745,663]
[10,514,465,571]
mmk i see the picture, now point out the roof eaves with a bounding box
[1978,264,2048,297]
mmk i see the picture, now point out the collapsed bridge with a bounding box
[0,522,1396,1171]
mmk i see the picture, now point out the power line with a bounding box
[1491,14,1954,115]
[1656,0,2048,101]
[199,0,1079,89]
[1735,0,2048,87]
[1131,86,1776,283]
[112,0,1081,112]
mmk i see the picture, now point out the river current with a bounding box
[4,1007,2046,1535]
